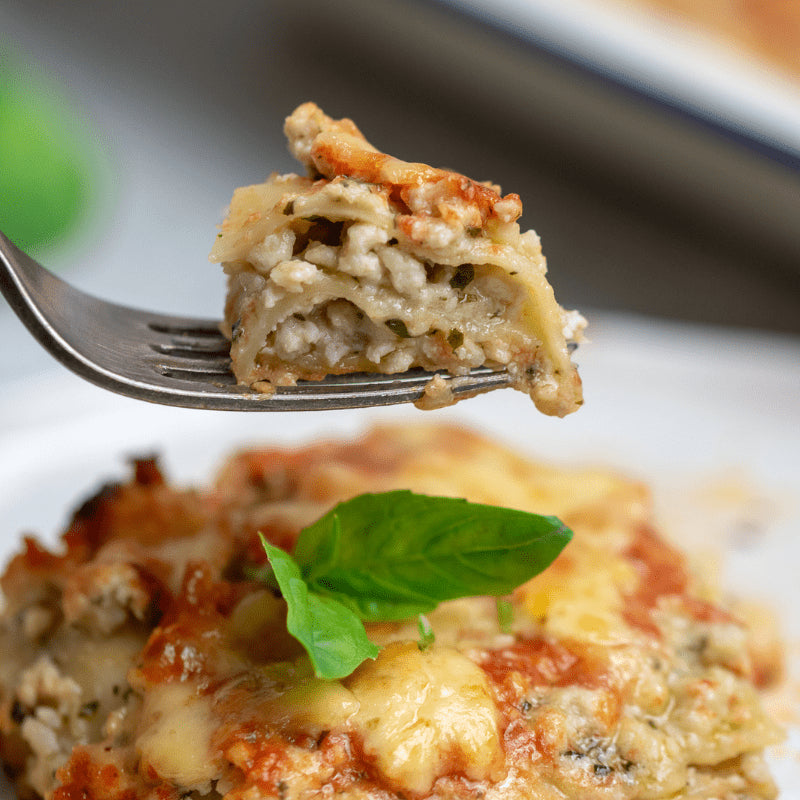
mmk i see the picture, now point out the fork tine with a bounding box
[149,342,231,359]
[153,358,234,376]
[145,320,233,378]
[157,365,238,385]
[146,320,226,338]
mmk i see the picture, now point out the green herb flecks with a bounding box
[496,597,514,633]
[385,318,411,338]
[447,329,464,350]
[417,614,435,651]
[449,264,475,290]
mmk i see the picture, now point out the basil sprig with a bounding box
[258,490,572,680]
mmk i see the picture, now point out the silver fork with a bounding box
[0,231,514,410]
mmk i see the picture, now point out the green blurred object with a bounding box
[0,57,92,255]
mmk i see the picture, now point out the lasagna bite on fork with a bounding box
[211,103,585,414]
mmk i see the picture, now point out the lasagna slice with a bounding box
[0,425,782,800]
[210,103,585,416]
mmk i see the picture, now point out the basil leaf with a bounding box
[262,537,379,679]
[293,491,571,621]
[254,492,572,680]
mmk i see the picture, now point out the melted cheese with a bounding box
[136,683,216,791]
[345,642,504,794]
[519,536,640,644]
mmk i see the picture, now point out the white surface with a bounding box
[0,311,798,792]
[440,0,800,160]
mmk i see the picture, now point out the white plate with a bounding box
[0,310,798,793]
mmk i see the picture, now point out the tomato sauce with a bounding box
[623,525,733,635]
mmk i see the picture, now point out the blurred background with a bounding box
[1,6,799,789]
[2,0,800,389]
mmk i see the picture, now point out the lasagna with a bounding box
[0,424,782,800]
[210,103,585,416]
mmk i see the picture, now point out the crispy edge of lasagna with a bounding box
[210,103,585,416]
[0,424,784,800]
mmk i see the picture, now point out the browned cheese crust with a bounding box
[210,104,585,416]
[0,425,782,800]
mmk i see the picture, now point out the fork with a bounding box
[0,231,514,410]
